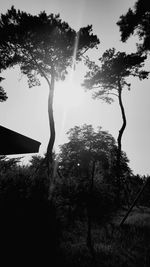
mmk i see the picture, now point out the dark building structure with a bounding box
[0,125,41,155]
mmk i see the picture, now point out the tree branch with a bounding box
[80,47,89,57]
[109,92,118,97]
[23,45,51,88]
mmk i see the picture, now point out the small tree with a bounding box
[59,124,117,178]
[0,6,100,180]
[59,123,131,193]
[58,124,131,254]
[59,124,117,257]
[83,48,148,203]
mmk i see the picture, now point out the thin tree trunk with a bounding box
[26,49,56,181]
[46,74,55,183]
[116,78,127,204]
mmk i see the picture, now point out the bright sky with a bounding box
[0,0,150,175]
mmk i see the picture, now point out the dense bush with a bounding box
[0,155,150,266]
[53,174,117,227]
[0,158,60,266]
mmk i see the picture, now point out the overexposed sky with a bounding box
[0,0,150,175]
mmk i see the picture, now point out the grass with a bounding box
[59,206,150,267]
[0,172,150,267]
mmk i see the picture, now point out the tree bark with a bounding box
[116,78,127,204]
[25,49,56,179]
[46,74,56,180]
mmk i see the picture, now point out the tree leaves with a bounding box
[0,6,100,87]
[58,124,131,180]
[83,48,149,101]
[0,77,7,102]
[117,0,150,53]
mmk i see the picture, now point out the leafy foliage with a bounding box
[0,155,60,266]
[83,48,148,102]
[0,6,100,86]
[117,0,150,52]
[0,77,7,102]
[0,151,150,266]
[0,155,21,174]
[57,125,131,206]
[58,124,117,177]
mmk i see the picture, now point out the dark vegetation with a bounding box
[0,156,59,266]
[0,128,150,267]
[1,1,150,266]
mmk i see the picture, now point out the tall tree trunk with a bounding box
[27,50,56,182]
[116,78,127,204]
[46,74,56,182]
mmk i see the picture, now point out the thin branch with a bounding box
[23,45,51,87]
[109,92,118,97]
[91,86,102,89]
[80,47,89,57]
[93,87,118,97]
[81,54,91,63]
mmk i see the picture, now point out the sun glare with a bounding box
[54,80,84,110]
[53,26,85,155]
[54,30,82,110]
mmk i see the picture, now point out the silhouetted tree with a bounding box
[117,0,150,53]
[59,123,131,193]
[58,124,131,254]
[0,6,100,180]
[0,77,7,102]
[0,47,8,102]
[58,124,117,178]
[83,48,148,202]
[59,124,116,258]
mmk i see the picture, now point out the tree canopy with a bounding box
[117,0,150,53]
[0,77,7,102]
[0,6,100,173]
[83,49,148,148]
[58,124,131,180]
[0,6,99,85]
[82,48,148,152]
[83,48,148,103]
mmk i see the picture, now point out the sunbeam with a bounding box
[53,22,85,176]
